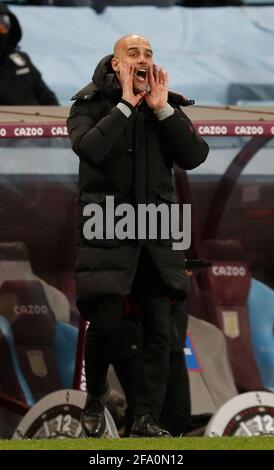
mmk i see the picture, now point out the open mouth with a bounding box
[135,68,147,82]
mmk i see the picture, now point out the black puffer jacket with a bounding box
[67,54,209,304]
[0,4,58,105]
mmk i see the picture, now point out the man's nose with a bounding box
[137,56,148,64]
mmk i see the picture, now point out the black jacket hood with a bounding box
[0,3,22,52]
[72,54,118,101]
[92,53,116,90]
[72,54,194,106]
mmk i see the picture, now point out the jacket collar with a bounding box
[72,54,195,106]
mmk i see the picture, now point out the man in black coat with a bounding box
[67,34,209,438]
[0,4,58,105]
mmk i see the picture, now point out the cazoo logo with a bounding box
[234,126,264,135]
[212,266,246,277]
[51,126,68,136]
[14,127,44,137]
[14,304,49,315]
[198,125,227,135]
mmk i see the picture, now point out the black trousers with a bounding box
[112,301,190,436]
[77,250,174,420]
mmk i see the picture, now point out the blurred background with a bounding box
[1,0,274,440]
[1,0,274,106]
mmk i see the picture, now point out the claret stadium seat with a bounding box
[0,243,77,406]
[200,239,264,391]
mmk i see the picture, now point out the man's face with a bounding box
[113,36,153,93]
[0,15,10,35]
[0,15,10,56]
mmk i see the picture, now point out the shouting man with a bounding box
[67,34,209,438]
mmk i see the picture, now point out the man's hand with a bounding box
[145,65,168,111]
[120,63,146,107]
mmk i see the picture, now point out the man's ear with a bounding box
[111,57,120,72]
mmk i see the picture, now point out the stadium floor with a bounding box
[0,437,274,450]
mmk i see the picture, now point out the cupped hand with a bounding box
[145,65,168,111]
[120,62,146,108]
